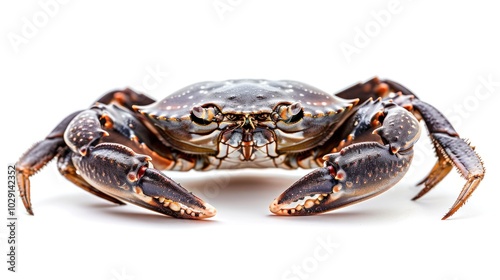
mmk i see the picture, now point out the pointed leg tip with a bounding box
[416,179,426,186]
[441,211,454,220]
[439,176,482,221]
[411,187,431,201]
[21,197,34,215]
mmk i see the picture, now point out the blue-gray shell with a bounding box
[137,79,355,118]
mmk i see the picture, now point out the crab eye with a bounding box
[191,105,221,125]
[272,102,303,123]
[226,114,240,121]
[255,113,270,121]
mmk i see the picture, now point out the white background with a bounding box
[1,1,499,280]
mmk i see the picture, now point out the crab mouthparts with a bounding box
[219,128,277,161]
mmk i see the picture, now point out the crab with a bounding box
[16,78,484,220]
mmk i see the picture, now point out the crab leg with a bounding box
[59,107,215,219]
[93,88,156,110]
[386,85,485,219]
[270,102,420,216]
[16,88,213,218]
[16,89,159,216]
[334,78,485,219]
[16,111,83,215]
[408,98,484,219]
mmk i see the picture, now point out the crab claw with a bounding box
[73,143,216,219]
[269,166,338,215]
[270,142,413,216]
[133,169,217,219]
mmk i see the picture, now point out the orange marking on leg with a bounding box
[375,82,389,96]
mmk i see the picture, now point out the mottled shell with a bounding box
[135,80,357,154]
